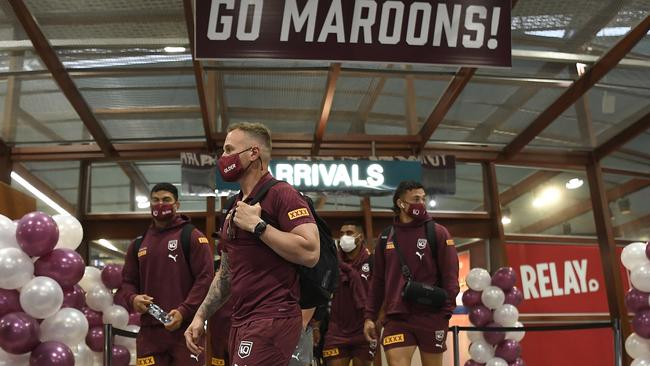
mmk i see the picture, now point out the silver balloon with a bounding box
[633,358,650,366]
[0,215,19,250]
[486,357,508,366]
[469,340,495,363]
[78,266,102,292]
[632,264,650,293]
[0,347,30,366]
[0,247,34,289]
[52,215,84,251]
[505,321,525,342]
[102,304,129,329]
[494,304,519,326]
[92,351,103,365]
[115,324,139,350]
[622,242,650,271]
[86,284,113,312]
[40,307,89,347]
[19,276,63,319]
[626,333,650,359]
[467,268,492,291]
[72,343,94,366]
[481,286,505,310]
[467,330,485,343]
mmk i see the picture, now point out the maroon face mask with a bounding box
[218,147,253,182]
[406,202,429,221]
[151,203,175,220]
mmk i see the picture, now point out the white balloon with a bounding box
[487,357,508,366]
[0,215,19,250]
[505,321,526,342]
[0,247,34,289]
[103,304,129,329]
[92,351,103,365]
[469,340,495,363]
[72,343,94,366]
[115,324,139,349]
[632,264,650,293]
[622,242,650,271]
[86,284,113,312]
[52,215,84,251]
[79,266,102,292]
[494,304,519,326]
[481,286,505,310]
[467,330,485,343]
[633,358,650,366]
[0,347,30,366]
[467,268,492,291]
[40,307,89,347]
[19,276,63,319]
[626,333,650,359]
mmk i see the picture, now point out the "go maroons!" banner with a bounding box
[195,0,512,67]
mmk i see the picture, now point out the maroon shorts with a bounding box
[209,318,231,366]
[323,332,376,361]
[228,316,302,366]
[136,325,205,366]
[381,313,449,354]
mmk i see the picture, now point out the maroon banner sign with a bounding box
[195,0,512,67]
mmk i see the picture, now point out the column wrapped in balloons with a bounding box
[0,212,136,366]
[621,241,650,366]
[463,267,526,366]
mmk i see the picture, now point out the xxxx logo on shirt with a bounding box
[322,348,340,357]
[137,356,155,365]
[211,358,225,365]
[288,208,309,220]
[137,248,147,257]
[383,333,405,346]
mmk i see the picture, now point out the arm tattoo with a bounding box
[197,252,232,319]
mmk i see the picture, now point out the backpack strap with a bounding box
[378,225,392,253]
[425,220,444,286]
[217,179,282,233]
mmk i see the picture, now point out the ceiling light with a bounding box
[10,171,72,216]
[575,63,587,76]
[565,178,584,190]
[97,239,120,252]
[533,187,561,207]
[135,195,148,203]
[164,46,186,53]
[501,207,511,225]
[429,199,437,208]
[137,201,150,209]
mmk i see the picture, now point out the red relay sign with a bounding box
[505,243,628,314]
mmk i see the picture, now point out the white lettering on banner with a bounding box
[272,163,384,188]
[209,1,504,50]
[520,259,600,299]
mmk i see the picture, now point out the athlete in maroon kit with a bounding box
[120,183,215,366]
[323,222,375,366]
[364,181,459,366]
[184,122,320,366]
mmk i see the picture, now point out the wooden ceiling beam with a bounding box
[16,108,65,141]
[312,63,341,156]
[502,15,650,159]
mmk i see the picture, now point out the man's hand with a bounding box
[133,294,154,314]
[164,309,183,331]
[184,316,206,356]
[233,201,262,233]
[363,319,377,342]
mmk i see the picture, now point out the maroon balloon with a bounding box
[85,326,104,352]
[492,267,517,291]
[15,212,59,257]
[465,360,486,366]
[34,249,85,287]
[504,286,524,307]
[626,289,650,313]
[82,307,103,328]
[128,312,141,326]
[469,305,493,327]
[633,309,650,339]
[101,264,124,289]
[0,312,40,354]
[0,289,21,318]
[509,358,526,366]
[646,241,650,261]
[112,344,131,366]
[484,322,506,345]
[29,341,74,366]
[62,285,86,310]
[463,289,483,307]
[495,339,522,363]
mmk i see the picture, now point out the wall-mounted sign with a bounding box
[180,152,217,196]
[195,0,512,67]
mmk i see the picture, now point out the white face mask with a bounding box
[339,235,357,253]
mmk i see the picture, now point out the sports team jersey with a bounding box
[120,215,215,327]
[365,218,459,324]
[221,173,316,327]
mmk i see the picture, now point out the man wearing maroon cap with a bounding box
[323,222,375,366]
[364,181,459,366]
[184,122,320,366]
[120,183,215,366]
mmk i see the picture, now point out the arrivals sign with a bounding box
[506,243,628,314]
[195,0,512,67]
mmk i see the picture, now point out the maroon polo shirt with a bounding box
[221,173,316,327]
[119,215,215,327]
[364,218,460,324]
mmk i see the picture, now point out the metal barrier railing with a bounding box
[450,320,622,366]
[103,324,138,366]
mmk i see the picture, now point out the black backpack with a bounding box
[133,224,196,277]
[222,179,339,309]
